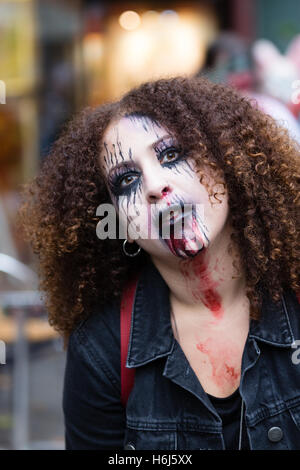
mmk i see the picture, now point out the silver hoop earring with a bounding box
[122,239,141,257]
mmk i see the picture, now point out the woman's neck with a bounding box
[151,222,249,324]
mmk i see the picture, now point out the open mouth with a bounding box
[157,202,205,258]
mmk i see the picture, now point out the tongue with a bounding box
[185,238,201,252]
[162,214,204,258]
[166,232,202,258]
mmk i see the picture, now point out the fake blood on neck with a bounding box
[180,251,224,320]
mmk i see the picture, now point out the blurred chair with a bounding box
[0,253,60,450]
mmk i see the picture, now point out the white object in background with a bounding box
[0,253,38,450]
[0,200,18,260]
[246,91,300,145]
[0,253,38,287]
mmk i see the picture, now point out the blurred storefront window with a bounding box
[86,4,218,102]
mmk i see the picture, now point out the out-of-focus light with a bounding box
[160,10,179,20]
[141,10,160,29]
[106,7,217,100]
[120,30,151,70]
[83,33,103,64]
[142,10,159,22]
[119,11,141,31]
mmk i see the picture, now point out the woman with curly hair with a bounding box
[17,76,300,450]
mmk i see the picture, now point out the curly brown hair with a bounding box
[16,75,300,348]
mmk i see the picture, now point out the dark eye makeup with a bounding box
[108,161,140,197]
[108,139,187,197]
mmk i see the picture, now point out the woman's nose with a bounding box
[145,179,173,203]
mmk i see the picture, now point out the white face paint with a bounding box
[99,114,229,260]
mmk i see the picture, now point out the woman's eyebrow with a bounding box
[106,134,175,176]
[107,160,135,178]
[151,134,173,149]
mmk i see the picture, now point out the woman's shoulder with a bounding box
[72,297,122,345]
[282,286,300,311]
[63,297,125,444]
[66,297,122,381]
[282,286,300,328]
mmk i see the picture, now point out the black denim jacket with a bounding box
[63,261,300,450]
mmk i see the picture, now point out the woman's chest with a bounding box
[177,333,246,397]
[170,312,249,397]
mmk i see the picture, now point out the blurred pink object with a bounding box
[245,90,300,144]
[252,38,300,119]
[286,35,300,74]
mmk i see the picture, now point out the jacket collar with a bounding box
[249,286,296,347]
[126,261,297,368]
[126,261,174,368]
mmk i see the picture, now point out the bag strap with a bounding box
[120,273,139,407]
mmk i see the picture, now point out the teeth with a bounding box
[185,239,198,251]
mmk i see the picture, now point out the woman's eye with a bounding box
[119,173,137,188]
[161,150,179,164]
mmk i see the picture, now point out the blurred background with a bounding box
[0,0,300,450]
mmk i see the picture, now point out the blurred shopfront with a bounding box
[0,0,257,197]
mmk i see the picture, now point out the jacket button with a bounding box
[267,426,283,442]
[124,443,135,450]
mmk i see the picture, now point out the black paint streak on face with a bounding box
[135,178,143,206]
[104,141,114,167]
[125,113,162,139]
[112,143,118,165]
[116,127,125,162]
[165,159,195,180]
[102,128,127,177]
[103,142,110,168]
[127,113,150,133]
[102,137,126,173]
[182,158,195,175]
[140,116,150,133]
[120,195,127,217]
[131,177,143,208]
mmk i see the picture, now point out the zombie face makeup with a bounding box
[99,114,229,261]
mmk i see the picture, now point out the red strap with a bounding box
[120,273,139,407]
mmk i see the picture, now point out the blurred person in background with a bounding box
[17,76,300,450]
[39,61,74,157]
[197,31,300,144]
